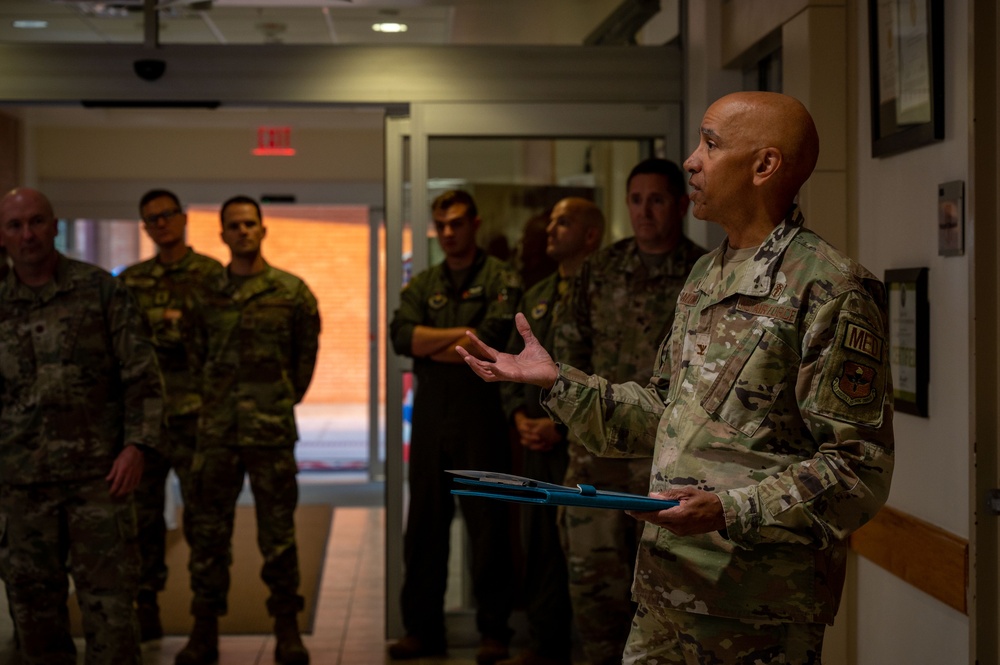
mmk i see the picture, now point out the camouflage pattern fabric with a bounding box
[131,414,198,594]
[622,602,824,664]
[198,263,320,449]
[121,249,223,595]
[187,446,304,616]
[389,249,520,643]
[0,254,160,664]
[0,254,164,484]
[553,235,705,665]
[120,248,223,418]
[187,263,319,617]
[544,207,894,627]
[0,479,142,665]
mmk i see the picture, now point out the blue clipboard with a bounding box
[447,470,679,511]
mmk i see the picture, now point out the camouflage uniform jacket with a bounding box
[0,254,164,486]
[198,263,320,449]
[390,250,520,419]
[501,270,571,422]
[543,207,895,624]
[556,234,706,384]
[121,248,223,418]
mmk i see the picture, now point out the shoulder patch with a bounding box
[530,301,549,320]
[831,361,878,406]
[842,321,883,361]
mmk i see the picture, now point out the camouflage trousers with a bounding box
[0,477,142,665]
[186,445,304,617]
[559,445,650,665]
[622,603,826,665]
[134,413,198,595]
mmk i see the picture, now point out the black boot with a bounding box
[274,614,310,665]
[136,590,163,643]
[175,615,219,665]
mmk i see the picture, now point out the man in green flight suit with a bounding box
[176,195,320,665]
[388,190,521,664]
[120,189,224,642]
[457,92,895,664]
[0,187,164,665]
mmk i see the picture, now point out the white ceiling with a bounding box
[0,0,675,46]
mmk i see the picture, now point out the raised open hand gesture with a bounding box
[456,312,560,388]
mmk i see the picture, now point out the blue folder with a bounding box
[447,470,679,511]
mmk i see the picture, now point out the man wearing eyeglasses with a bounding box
[120,189,224,643]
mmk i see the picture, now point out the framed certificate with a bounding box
[867,0,944,157]
[885,268,929,417]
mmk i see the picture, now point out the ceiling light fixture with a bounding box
[372,22,408,33]
[13,20,48,29]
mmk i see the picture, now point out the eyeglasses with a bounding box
[143,208,182,225]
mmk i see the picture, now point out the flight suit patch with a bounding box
[428,293,447,309]
[531,302,548,320]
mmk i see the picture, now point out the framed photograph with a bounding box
[937,180,964,256]
[868,0,944,157]
[885,268,929,417]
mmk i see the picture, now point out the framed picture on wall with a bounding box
[885,268,929,417]
[867,0,944,157]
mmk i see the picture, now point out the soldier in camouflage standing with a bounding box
[388,190,520,664]
[458,92,895,664]
[120,189,224,642]
[176,195,320,665]
[499,198,604,665]
[554,158,705,665]
[0,187,164,665]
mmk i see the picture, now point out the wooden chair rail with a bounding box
[849,504,968,614]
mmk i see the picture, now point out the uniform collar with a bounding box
[696,205,805,300]
[2,252,75,304]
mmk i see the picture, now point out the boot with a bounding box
[174,615,219,665]
[274,613,310,665]
[136,590,163,642]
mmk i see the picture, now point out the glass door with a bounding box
[383,101,682,637]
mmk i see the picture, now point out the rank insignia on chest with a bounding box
[462,285,484,300]
[429,293,448,309]
[832,360,877,406]
[531,302,548,320]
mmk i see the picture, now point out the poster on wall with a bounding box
[885,268,929,417]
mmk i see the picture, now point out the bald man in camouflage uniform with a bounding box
[121,188,224,642]
[499,198,604,665]
[177,195,319,665]
[554,159,705,665]
[458,93,895,663]
[0,187,164,665]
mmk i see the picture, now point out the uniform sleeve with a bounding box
[292,282,321,403]
[542,364,664,458]
[718,288,895,550]
[554,260,594,371]
[106,278,164,451]
[389,273,426,358]
[472,263,521,349]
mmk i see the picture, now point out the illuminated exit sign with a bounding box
[254,126,296,156]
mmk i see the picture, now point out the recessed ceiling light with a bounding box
[372,22,408,33]
[13,20,48,29]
